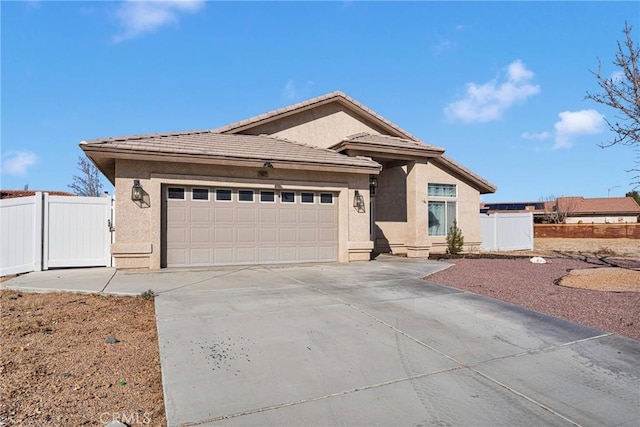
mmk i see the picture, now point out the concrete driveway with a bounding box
[147,257,639,427]
[3,256,639,426]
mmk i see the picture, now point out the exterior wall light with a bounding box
[263,161,273,168]
[131,179,144,202]
[369,176,378,196]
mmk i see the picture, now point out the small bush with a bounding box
[595,246,616,256]
[140,289,155,300]
[446,220,465,255]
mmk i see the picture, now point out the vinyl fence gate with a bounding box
[479,212,534,252]
[0,193,113,276]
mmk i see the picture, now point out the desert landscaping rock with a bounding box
[105,337,120,344]
[558,267,640,292]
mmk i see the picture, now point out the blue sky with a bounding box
[2,1,638,202]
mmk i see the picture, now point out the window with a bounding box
[281,191,295,203]
[428,183,456,197]
[301,192,315,204]
[238,190,254,202]
[319,193,333,204]
[427,183,457,236]
[260,191,275,203]
[167,187,185,200]
[192,188,209,201]
[216,189,232,201]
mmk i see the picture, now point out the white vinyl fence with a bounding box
[0,192,112,276]
[480,212,534,252]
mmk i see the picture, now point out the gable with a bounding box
[213,91,417,149]
[238,102,391,149]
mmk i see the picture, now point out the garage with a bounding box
[163,185,338,267]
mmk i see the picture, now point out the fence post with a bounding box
[34,192,43,272]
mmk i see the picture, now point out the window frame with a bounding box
[319,193,334,205]
[259,190,276,203]
[427,183,458,237]
[191,188,209,201]
[238,189,255,203]
[167,187,186,201]
[215,188,233,202]
[300,192,315,204]
[281,191,295,204]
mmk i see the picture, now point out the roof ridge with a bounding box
[82,129,213,144]
[210,91,419,140]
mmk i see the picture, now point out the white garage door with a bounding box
[164,186,338,267]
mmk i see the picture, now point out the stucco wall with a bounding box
[241,103,387,149]
[565,215,638,224]
[374,161,482,255]
[112,159,372,269]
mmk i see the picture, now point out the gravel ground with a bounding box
[426,256,640,341]
[0,291,165,426]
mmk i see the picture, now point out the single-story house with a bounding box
[81,91,496,269]
[481,196,640,224]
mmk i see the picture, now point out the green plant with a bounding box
[446,220,464,255]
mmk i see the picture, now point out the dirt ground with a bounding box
[0,291,165,426]
[0,237,637,425]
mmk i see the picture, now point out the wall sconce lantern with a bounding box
[131,179,144,202]
[263,161,273,168]
[353,190,366,213]
[369,176,378,196]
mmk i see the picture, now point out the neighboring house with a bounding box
[82,91,496,269]
[0,190,76,199]
[482,196,640,224]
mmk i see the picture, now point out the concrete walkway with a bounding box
[3,256,639,426]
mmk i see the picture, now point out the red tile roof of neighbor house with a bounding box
[558,196,640,215]
[0,190,76,199]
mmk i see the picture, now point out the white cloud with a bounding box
[444,59,541,123]
[282,79,315,101]
[553,109,605,149]
[114,0,204,42]
[2,151,39,176]
[521,131,550,140]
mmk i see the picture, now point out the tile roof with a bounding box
[559,196,640,215]
[81,131,380,170]
[431,155,497,194]
[0,190,76,199]
[211,91,419,140]
[342,132,445,153]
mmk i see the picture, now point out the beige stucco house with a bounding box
[81,91,496,269]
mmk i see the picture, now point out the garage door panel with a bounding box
[259,228,278,244]
[279,228,297,242]
[279,209,297,223]
[165,186,338,267]
[215,207,234,223]
[190,206,211,222]
[299,228,317,242]
[258,247,278,263]
[236,247,257,263]
[318,228,336,242]
[299,210,317,223]
[237,228,257,243]
[259,208,277,223]
[213,248,234,264]
[279,246,298,262]
[237,208,256,223]
[190,228,211,243]
[190,248,211,264]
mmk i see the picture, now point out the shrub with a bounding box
[446,220,464,255]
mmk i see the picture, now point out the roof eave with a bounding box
[431,157,497,194]
[81,146,381,175]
